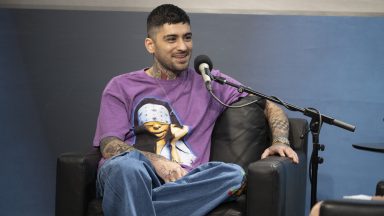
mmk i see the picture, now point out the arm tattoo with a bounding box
[100,137,134,159]
[141,151,167,163]
[264,101,290,145]
[100,136,168,163]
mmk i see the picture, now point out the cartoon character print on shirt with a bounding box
[133,98,196,167]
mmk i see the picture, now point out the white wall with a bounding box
[0,0,384,16]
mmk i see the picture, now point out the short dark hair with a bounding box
[147,4,190,38]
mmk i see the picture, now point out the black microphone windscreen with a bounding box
[194,55,213,74]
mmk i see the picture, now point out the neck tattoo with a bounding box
[147,61,177,80]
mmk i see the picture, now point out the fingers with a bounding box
[181,167,188,176]
[261,145,299,164]
[281,145,299,163]
[261,148,270,159]
[173,166,187,179]
[164,166,187,183]
[291,151,299,164]
[286,150,299,164]
[276,147,286,157]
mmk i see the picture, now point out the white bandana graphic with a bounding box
[137,103,171,125]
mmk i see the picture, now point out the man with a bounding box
[94,4,298,216]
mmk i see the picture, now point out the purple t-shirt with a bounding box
[93,67,246,170]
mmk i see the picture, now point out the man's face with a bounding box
[148,23,193,74]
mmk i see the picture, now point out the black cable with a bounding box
[208,90,261,108]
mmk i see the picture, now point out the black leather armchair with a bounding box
[56,96,309,216]
[317,181,384,216]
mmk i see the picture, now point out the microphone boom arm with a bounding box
[212,75,355,132]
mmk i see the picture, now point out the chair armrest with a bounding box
[245,118,308,216]
[246,152,307,216]
[55,148,101,216]
[320,200,384,216]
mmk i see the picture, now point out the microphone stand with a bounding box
[212,75,356,207]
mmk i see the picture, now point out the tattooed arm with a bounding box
[99,136,135,159]
[260,101,299,163]
[264,100,290,145]
[100,136,187,182]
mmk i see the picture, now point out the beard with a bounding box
[154,52,191,76]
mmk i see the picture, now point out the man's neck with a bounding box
[146,62,179,80]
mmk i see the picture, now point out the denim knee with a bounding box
[225,163,245,182]
[106,151,157,178]
[229,164,247,197]
[97,151,159,197]
[219,163,247,197]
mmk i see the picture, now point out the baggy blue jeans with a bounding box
[96,150,246,216]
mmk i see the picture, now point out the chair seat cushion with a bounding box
[207,195,246,216]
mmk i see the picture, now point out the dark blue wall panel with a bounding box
[0,10,55,215]
[0,8,383,215]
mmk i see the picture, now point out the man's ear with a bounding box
[145,37,155,54]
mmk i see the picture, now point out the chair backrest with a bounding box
[210,95,269,169]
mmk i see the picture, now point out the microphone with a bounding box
[194,55,213,91]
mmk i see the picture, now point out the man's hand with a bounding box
[150,158,188,183]
[261,144,299,164]
[371,196,384,201]
[141,151,188,183]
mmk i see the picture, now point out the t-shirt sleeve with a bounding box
[93,78,132,147]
